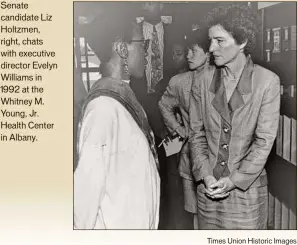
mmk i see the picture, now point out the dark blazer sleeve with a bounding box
[230,74,280,191]
[188,74,213,181]
[158,75,181,135]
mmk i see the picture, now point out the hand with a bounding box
[203,175,217,192]
[175,112,183,125]
[206,177,235,199]
[163,135,173,145]
[175,125,186,139]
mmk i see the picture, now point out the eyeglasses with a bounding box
[131,39,150,52]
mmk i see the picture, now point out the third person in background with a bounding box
[159,28,209,229]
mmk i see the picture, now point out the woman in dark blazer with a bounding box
[189,4,280,229]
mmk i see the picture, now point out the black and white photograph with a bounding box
[73,1,296,230]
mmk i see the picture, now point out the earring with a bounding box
[114,39,130,78]
[123,58,130,78]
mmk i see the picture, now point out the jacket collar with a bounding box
[228,55,253,111]
[209,56,254,124]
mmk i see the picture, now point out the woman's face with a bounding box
[127,26,146,78]
[208,24,245,67]
[187,44,206,70]
[172,44,187,70]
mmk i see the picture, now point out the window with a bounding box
[266,49,271,62]
[266,29,271,43]
[273,28,281,52]
[74,35,101,92]
[291,25,296,50]
[283,27,289,51]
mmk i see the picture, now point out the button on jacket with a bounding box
[189,57,280,191]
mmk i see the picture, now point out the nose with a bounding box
[187,50,192,59]
[209,40,217,53]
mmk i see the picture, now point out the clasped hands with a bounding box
[203,175,235,199]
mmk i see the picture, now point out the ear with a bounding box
[114,39,129,59]
[239,40,248,51]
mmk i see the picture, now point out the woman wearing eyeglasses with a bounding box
[74,14,160,229]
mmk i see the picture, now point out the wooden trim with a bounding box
[274,197,282,229]
[281,202,289,229]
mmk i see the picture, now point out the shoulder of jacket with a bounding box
[86,96,119,116]
[168,71,192,87]
[192,64,215,88]
[254,64,280,83]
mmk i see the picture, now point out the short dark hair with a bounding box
[204,4,260,54]
[186,27,209,53]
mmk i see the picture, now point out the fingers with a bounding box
[207,186,226,196]
[204,184,219,196]
[209,181,223,190]
[176,126,186,139]
[204,188,214,196]
[206,191,230,200]
[205,185,230,200]
[203,178,232,200]
[172,131,178,137]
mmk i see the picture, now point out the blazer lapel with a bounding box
[210,68,231,125]
[228,56,254,112]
